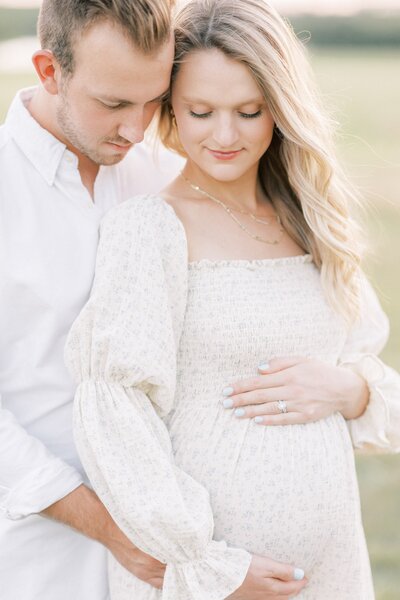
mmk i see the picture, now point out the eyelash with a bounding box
[102,102,123,110]
[101,98,165,110]
[189,110,262,119]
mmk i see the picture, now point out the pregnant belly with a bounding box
[168,403,360,571]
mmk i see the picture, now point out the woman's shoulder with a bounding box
[103,193,174,223]
[101,194,185,240]
[99,195,188,265]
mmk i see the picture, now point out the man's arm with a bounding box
[0,402,82,519]
[0,401,165,588]
[43,484,165,589]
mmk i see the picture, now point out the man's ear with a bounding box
[32,50,62,95]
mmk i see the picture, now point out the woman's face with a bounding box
[171,48,275,182]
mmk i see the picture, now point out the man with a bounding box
[0,1,180,598]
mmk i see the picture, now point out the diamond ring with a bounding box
[277,400,288,414]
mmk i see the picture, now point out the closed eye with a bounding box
[239,110,262,119]
[189,110,212,119]
[100,101,126,110]
[189,109,263,119]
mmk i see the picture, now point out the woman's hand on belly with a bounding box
[221,356,369,426]
[227,555,307,599]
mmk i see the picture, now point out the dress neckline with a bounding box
[159,196,313,270]
[188,254,313,269]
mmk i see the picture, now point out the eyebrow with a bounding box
[99,88,170,105]
[181,96,264,106]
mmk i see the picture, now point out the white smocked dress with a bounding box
[65,196,400,600]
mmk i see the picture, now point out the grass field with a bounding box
[311,50,400,600]
[311,48,400,371]
[1,48,399,599]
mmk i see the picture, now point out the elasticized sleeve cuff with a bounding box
[163,540,251,600]
[340,354,393,452]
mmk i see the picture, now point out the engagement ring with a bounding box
[277,400,288,414]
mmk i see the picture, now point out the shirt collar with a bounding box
[5,87,68,186]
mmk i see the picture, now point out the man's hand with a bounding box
[42,484,165,588]
[221,357,369,425]
[102,515,165,589]
[228,555,307,599]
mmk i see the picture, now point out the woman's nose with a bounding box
[212,116,240,149]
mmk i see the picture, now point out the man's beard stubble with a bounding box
[56,92,125,167]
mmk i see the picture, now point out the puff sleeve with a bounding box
[338,276,400,453]
[64,196,251,600]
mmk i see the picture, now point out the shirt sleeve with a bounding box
[338,276,400,452]
[64,196,251,600]
[0,397,83,519]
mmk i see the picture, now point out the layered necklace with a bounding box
[180,172,284,246]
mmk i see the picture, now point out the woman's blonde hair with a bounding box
[159,0,363,323]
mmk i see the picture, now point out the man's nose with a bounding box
[118,114,145,145]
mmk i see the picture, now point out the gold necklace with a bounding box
[180,172,284,246]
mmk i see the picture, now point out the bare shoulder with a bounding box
[161,179,205,225]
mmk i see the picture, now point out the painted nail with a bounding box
[222,398,233,409]
[222,386,234,397]
[254,416,264,424]
[234,408,245,417]
[258,362,270,371]
[293,568,305,581]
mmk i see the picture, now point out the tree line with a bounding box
[1,7,400,46]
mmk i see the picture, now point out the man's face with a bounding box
[55,21,174,165]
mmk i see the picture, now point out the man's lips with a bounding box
[106,141,133,151]
[207,148,243,160]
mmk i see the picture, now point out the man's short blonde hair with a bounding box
[38,0,175,74]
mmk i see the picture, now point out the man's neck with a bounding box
[27,88,100,197]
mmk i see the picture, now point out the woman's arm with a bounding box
[65,196,252,599]
[220,355,370,425]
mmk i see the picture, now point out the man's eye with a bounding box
[101,101,123,110]
[189,110,212,119]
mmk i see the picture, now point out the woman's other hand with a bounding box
[222,357,369,425]
[227,555,307,599]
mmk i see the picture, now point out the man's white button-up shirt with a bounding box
[0,88,182,599]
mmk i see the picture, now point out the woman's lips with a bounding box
[208,148,243,161]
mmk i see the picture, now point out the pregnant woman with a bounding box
[65,1,400,598]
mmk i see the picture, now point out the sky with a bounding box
[1,0,400,14]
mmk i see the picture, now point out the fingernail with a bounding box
[222,386,234,397]
[254,416,263,424]
[258,362,270,371]
[222,398,233,409]
[294,568,305,581]
[234,408,245,417]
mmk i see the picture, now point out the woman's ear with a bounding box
[31,50,62,95]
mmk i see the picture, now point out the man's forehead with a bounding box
[72,20,173,66]
[67,22,173,103]
[90,88,170,106]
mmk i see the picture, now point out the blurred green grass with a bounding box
[311,48,400,372]
[1,47,399,599]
